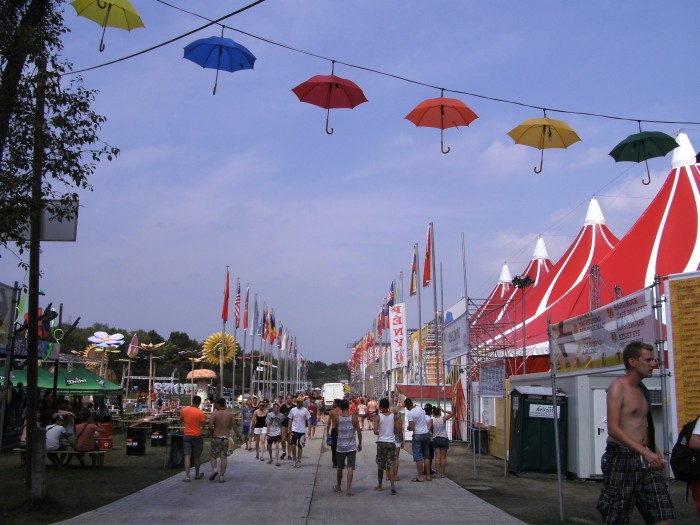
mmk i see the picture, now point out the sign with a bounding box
[480,359,506,397]
[667,272,700,431]
[389,303,407,368]
[0,282,13,355]
[550,288,654,373]
[529,403,561,419]
[442,311,469,361]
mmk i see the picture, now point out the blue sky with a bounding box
[2,1,699,363]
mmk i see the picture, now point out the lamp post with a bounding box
[512,275,534,374]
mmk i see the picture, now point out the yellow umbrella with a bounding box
[507,116,581,173]
[70,0,145,52]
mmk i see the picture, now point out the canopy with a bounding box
[2,367,123,395]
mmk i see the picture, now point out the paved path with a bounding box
[55,426,525,525]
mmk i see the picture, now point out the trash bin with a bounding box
[126,426,147,456]
[472,427,489,455]
[151,422,168,447]
[167,432,184,468]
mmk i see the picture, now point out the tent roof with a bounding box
[3,368,123,395]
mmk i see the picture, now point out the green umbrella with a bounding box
[609,129,679,185]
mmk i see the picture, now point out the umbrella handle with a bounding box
[325,107,334,135]
[642,158,651,185]
[441,127,450,154]
[534,148,544,173]
[98,3,112,52]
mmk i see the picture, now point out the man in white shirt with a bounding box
[287,396,311,467]
[405,397,431,482]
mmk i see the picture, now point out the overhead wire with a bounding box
[63,0,700,128]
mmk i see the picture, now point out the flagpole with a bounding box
[430,222,440,407]
[232,278,240,402]
[415,242,424,402]
[461,232,477,479]
[241,285,249,401]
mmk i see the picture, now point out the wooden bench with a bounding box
[14,448,109,468]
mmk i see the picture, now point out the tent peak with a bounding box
[672,131,696,168]
[498,263,513,283]
[532,236,549,260]
[584,198,606,226]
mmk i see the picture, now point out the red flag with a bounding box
[242,287,249,330]
[422,223,432,287]
[221,269,230,322]
[234,280,241,329]
[410,245,418,296]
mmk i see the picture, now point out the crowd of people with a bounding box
[179,390,454,497]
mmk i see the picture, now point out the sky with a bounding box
[1,0,699,364]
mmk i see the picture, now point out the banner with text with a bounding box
[390,303,407,369]
[550,288,654,373]
[443,311,469,361]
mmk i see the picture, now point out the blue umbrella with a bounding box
[183,36,256,95]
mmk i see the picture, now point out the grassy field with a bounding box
[0,430,177,525]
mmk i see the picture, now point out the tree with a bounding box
[0,1,118,250]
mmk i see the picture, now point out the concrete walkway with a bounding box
[55,427,525,525]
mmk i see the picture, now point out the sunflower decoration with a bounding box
[77,344,102,370]
[202,332,236,365]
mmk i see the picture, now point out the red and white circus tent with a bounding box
[472,131,699,371]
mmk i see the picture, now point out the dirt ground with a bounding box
[437,442,698,525]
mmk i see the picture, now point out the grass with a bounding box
[0,430,177,525]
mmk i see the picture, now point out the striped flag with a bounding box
[221,269,230,322]
[409,245,418,296]
[242,286,249,330]
[234,279,241,329]
[387,281,395,307]
[422,223,432,287]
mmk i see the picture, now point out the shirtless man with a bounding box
[208,398,243,483]
[597,342,674,524]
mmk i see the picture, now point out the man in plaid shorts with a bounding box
[373,397,401,495]
[597,342,674,524]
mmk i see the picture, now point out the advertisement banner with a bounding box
[667,272,700,431]
[389,303,407,369]
[480,359,506,397]
[443,311,469,361]
[550,288,654,373]
[0,281,12,355]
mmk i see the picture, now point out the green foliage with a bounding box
[0,1,118,252]
[305,360,349,387]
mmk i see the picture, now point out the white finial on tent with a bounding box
[498,263,512,283]
[532,236,549,260]
[672,131,696,168]
[584,198,605,226]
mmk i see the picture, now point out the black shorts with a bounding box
[290,431,306,448]
[267,434,282,445]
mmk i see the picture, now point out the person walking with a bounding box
[181,395,206,482]
[429,406,453,478]
[252,400,269,460]
[331,398,362,496]
[374,397,401,495]
[326,398,341,468]
[597,342,674,524]
[240,398,255,451]
[266,402,285,466]
[279,394,295,460]
[288,396,311,467]
[357,398,368,430]
[208,398,243,483]
[404,398,431,482]
[391,405,404,482]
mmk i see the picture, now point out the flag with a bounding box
[377,306,385,338]
[409,245,419,296]
[234,280,241,329]
[269,309,276,344]
[221,269,230,321]
[422,223,432,287]
[252,295,259,336]
[387,281,395,307]
[127,333,140,357]
[242,286,249,330]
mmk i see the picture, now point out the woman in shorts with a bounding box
[357,398,368,430]
[428,406,453,478]
[252,400,269,459]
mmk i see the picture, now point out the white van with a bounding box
[321,382,345,413]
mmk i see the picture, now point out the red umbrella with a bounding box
[405,93,478,154]
[292,65,368,134]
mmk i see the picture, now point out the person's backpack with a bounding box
[670,416,700,482]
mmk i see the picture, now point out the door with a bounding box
[592,388,608,476]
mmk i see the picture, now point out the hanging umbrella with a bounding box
[507,115,581,173]
[184,35,256,95]
[609,128,679,185]
[405,92,478,154]
[70,0,144,52]
[292,63,368,134]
